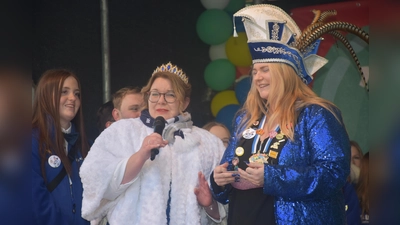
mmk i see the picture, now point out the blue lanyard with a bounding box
[251,115,280,154]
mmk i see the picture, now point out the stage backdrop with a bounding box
[291,0,369,153]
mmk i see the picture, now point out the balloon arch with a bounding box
[196,0,251,132]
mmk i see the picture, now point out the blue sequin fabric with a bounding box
[211,104,350,224]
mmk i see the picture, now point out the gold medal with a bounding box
[249,153,269,164]
[235,147,245,156]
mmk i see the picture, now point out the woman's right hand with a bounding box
[139,133,168,159]
[122,133,168,184]
[213,162,237,187]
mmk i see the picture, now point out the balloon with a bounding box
[211,90,239,117]
[200,0,230,9]
[216,104,241,133]
[225,32,252,67]
[196,9,232,45]
[204,59,236,91]
[235,76,251,105]
[224,0,245,14]
[209,43,227,61]
[235,66,251,79]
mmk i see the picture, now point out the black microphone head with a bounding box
[153,116,166,134]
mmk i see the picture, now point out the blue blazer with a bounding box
[32,123,89,225]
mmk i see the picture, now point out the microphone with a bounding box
[150,116,166,161]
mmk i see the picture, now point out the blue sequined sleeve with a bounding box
[210,113,245,204]
[262,105,350,201]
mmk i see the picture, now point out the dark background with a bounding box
[3,0,346,141]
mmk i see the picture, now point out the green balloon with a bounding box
[196,9,232,45]
[224,0,245,14]
[204,59,236,91]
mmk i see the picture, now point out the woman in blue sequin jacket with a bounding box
[210,62,350,225]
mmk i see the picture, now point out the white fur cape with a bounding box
[80,118,226,225]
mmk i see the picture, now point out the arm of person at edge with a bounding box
[238,106,350,200]
[121,132,168,184]
[31,136,69,225]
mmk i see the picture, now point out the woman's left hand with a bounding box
[194,171,212,207]
[237,162,265,187]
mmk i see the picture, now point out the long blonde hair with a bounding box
[239,63,339,140]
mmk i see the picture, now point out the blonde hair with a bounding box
[141,71,192,114]
[239,63,339,140]
[112,86,142,110]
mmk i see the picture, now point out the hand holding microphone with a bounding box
[150,116,166,160]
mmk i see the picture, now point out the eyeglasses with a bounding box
[147,91,177,103]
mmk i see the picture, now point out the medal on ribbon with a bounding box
[249,150,269,164]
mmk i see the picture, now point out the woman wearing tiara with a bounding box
[210,4,369,225]
[80,62,227,225]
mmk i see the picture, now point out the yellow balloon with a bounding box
[211,90,239,117]
[225,32,252,67]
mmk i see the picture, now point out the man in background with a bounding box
[112,86,143,120]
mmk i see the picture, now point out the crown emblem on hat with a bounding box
[152,62,189,84]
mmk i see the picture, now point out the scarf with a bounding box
[139,109,193,145]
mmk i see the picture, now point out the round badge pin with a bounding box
[235,147,245,156]
[242,128,256,139]
[276,133,284,140]
[48,155,61,168]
